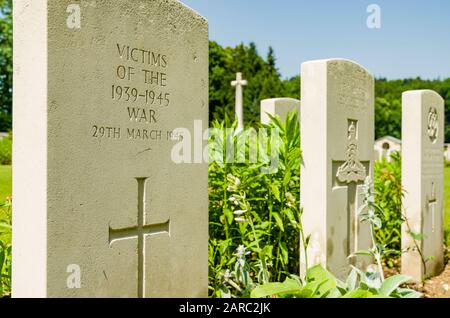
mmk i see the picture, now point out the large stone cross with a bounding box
[231,72,247,131]
[334,120,368,259]
[109,177,170,298]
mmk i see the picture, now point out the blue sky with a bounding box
[181,0,450,80]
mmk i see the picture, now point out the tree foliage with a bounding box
[209,41,299,125]
[209,41,450,141]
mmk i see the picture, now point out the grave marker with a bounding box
[300,59,374,279]
[13,0,208,297]
[260,98,300,125]
[401,90,444,282]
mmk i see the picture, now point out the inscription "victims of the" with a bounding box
[117,44,168,68]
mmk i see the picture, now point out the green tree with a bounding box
[375,77,450,141]
[208,41,287,126]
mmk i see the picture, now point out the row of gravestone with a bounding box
[12,0,443,297]
[261,63,444,284]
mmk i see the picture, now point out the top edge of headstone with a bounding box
[402,89,444,101]
[301,58,372,74]
[261,97,301,103]
[176,0,208,25]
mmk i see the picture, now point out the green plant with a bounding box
[208,112,302,297]
[374,153,433,276]
[373,152,403,267]
[250,264,420,298]
[0,197,12,297]
[251,177,421,299]
[0,132,12,165]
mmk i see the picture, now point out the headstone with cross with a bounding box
[231,72,247,132]
[300,59,374,279]
[108,178,170,298]
[13,0,208,297]
[402,90,445,282]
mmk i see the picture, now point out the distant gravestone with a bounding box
[374,136,402,162]
[401,90,445,282]
[260,98,300,125]
[13,0,208,297]
[0,132,8,140]
[300,59,374,279]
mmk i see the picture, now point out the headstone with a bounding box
[401,90,444,282]
[444,144,450,162]
[374,136,402,162]
[300,59,374,279]
[260,98,301,125]
[13,0,208,297]
[231,72,247,131]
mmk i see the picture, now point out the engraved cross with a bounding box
[109,177,170,298]
[333,120,368,260]
[428,183,437,233]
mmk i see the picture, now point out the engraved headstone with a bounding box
[300,59,374,279]
[401,90,445,282]
[260,98,301,125]
[13,0,208,297]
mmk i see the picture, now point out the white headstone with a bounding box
[300,59,374,279]
[231,72,247,131]
[0,132,8,141]
[444,144,450,161]
[13,0,208,297]
[401,90,445,282]
[260,98,300,125]
[374,136,402,162]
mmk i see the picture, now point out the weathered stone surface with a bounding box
[13,0,208,297]
[402,90,445,282]
[260,98,300,125]
[300,59,374,279]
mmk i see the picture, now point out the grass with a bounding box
[0,165,11,204]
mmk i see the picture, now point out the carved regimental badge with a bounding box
[336,120,367,183]
[427,107,439,143]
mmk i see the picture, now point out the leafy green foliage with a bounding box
[251,178,421,299]
[373,152,403,265]
[0,197,11,297]
[250,265,337,298]
[375,78,450,141]
[0,132,11,165]
[208,112,302,298]
[208,40,450,142]
[250,265,421,298]
[209,41,299,125]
